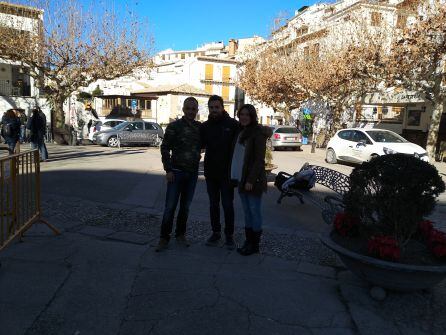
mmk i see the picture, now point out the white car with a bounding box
[326,128,429,164]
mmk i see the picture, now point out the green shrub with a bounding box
[344,154,445,245]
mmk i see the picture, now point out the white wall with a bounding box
[0,96,51,121]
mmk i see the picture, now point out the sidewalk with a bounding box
[0,144,445,335]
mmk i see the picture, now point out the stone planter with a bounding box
[320,231,446,292]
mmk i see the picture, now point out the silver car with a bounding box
[269,126,302,151]
[93,120,164,147]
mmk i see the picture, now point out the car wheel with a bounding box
[326,148,337,164]
[107,136,119,147]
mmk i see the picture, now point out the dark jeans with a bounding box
[5,138,18,154]
[205,178,235,236]
[31,139,48,161]
[160,170,198,240]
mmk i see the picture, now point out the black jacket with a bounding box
[201,112,239,180]
[26,111,47,142]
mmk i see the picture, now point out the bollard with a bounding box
[311,140,316,153]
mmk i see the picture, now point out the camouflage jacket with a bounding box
[161,117,201,173]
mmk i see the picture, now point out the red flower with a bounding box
[432,245,446,258]
[427,229,446,259]
[418,220,434,240]
[333,212,359,237]
[368,236,401,261]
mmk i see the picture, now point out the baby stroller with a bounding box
[274,162,316,204]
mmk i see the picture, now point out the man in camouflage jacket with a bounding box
[156,97,201,251]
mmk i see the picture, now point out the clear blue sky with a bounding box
[129,0,315,52]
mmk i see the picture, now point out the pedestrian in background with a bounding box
[27,108,48,162]
[1,109,21,155]
[231,104,271,256]
[156,97,202,252]
[201,95,239,249]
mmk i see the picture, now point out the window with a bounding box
[222,66,230,83]
[181,53,185,59]
[371,12,383,26]
[295,26,309,37]
[312,43,320,61]
[366,130,407,143]
[145,100,151,110]
[352,131,371,144]
[205,64,214,94]
[127,122,144,130]
[145,122,157,130]
[205,64,213,80]
[276,127,299,134]
[338,130,354,141]
[396,14,407,29]
[304,46,310,61]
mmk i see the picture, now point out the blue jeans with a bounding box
[5,138,18,154]
[19,125,26,143]
[160,170,198,240]
[239,192,263,232]
[31,139,48,161]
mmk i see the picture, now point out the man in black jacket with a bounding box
[201,95,239,249]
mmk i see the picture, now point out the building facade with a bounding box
[0,2,50,120]
[260,0,441,146]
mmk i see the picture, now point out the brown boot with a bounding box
[155,238,169,252]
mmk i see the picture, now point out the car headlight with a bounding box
[383,147,397,155]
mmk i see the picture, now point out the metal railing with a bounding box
[0,149,59,254]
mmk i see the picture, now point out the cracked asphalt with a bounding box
[0,144,445,335]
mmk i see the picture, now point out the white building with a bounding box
[264,0,438,146]
[0,2,50,120]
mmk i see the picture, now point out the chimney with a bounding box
[228,39,238,57]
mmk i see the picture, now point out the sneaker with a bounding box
[225,236,236,250]
[205,232,221,246]
[155,238,169,252]
[176,235,191,247]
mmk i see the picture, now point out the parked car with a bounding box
[88,119,125,142]
[269,126,302,151]
[325,128,429,164]
[93,120,164,147]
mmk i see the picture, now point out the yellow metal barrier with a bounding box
[0,149,59,253]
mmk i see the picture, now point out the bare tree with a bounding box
[389,0,446,158]
[0,0,152,143]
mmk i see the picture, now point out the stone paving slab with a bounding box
[0,259,70,335]
[78,225,116,238]
[122,244,352,334]
[107,231,152,245]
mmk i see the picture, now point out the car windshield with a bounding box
[113,122,127,130]
[276,127,299,134]
[366,130,407,143]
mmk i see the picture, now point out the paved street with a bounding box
[0,143,445,335]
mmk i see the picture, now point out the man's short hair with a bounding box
[184,97,198,106]
[208,95,224,108]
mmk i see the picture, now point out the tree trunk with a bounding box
[426,101,444,159]
[327,105,343,138]
[51,99,69,145]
